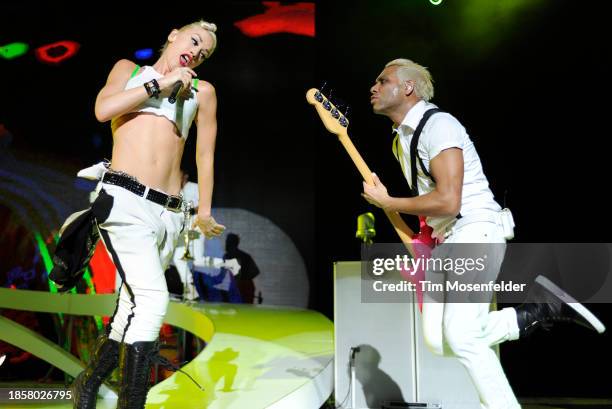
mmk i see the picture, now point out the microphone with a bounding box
[168,81,183,104]
[356,212,376,244]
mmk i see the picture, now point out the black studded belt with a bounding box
[102,172,183,212]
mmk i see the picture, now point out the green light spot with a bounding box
[35,232,103,331]
[430,0,443,5]
[0,42,29,60]
[34,232,54,279]
[34,232,65,325]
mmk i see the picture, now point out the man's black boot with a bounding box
[516,275,606,338]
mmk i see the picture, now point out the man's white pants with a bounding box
[93,182,183,344]
[422,220,521,409]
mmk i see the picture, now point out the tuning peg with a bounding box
[344,105,351,119]
[320,81,328,93]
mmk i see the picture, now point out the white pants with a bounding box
[421,220,521,409]
[93,182,184,344]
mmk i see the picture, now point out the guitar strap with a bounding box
[392,108,462,218]
[392,108,441,196]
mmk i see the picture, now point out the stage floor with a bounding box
[0,289,334,408]
[2,290,611,408]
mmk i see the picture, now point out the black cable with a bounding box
[335,347,360,408]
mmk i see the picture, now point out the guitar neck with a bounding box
[337,132,416,255]
[337,133,375,184]
[306,87,415,255]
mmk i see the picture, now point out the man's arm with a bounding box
[192,81,225,238]
[362,147,464,217]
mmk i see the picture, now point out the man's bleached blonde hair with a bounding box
[160,19,218,59]
[385,58,434,102]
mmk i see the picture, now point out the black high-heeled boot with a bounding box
[72,334,120,409]
[116,340,205,409]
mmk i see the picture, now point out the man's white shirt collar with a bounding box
[392,100,436,137]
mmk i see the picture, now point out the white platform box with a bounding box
[334,261,482,409]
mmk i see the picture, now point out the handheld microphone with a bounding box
[168,80,183,104]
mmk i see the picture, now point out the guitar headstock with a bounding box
[306,88,350,137]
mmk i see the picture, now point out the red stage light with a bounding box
[89,240,116,295]
[235,1,315,38]
[35,40,80,65]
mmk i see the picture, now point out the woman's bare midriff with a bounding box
[110,112,185,196]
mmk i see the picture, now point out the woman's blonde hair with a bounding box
[385,58,434,101]
[160,19,218,59]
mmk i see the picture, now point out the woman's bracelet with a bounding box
[143,79,161,98]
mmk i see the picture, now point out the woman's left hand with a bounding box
[193,214,226,238]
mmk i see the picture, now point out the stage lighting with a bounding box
[0,42,29,60]
[234,2,315,38]
[35,40,80,65]
[135,48,153,60]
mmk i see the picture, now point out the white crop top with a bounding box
[112,65,199,139]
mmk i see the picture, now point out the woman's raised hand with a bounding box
[159,66,197,94]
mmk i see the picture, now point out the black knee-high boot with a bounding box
[72,334,120,409]
[117,341,158,409]
[117,339,205,409]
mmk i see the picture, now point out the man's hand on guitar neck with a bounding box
[362,173,392,210]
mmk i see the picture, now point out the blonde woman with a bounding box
[70,19,224,409]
